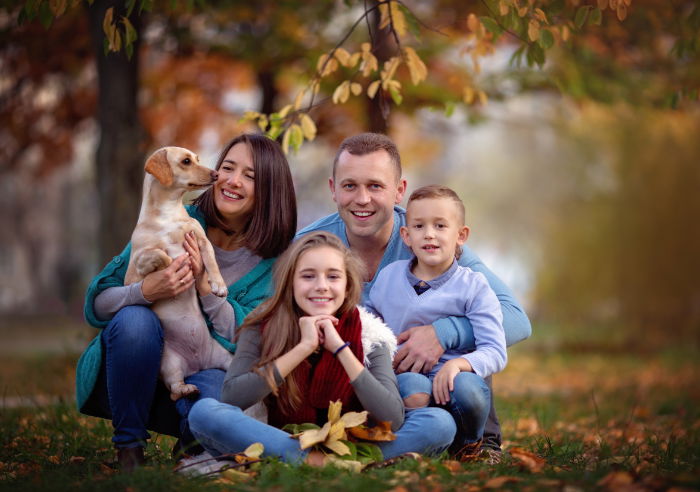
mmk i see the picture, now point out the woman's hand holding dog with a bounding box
[184,231,211,296]
[141,253,194,302]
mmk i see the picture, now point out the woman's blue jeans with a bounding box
[82,305,226,449]
[397,371,490,450]
[188,398,456,463]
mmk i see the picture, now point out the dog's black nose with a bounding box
[211,170,218,180]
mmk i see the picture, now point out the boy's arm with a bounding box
[459,275,507,378]
[433,245,531,351]
[394,246,529,374]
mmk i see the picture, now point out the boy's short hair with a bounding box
[332,132,402,180]
[408,185,466,225]
[407,185,466,259]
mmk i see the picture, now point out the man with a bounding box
[297,133,531,460]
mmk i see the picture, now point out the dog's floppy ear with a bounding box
[145,148,174,187]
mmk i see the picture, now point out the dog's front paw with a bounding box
[169,383,200,401]
[209,277,228,297]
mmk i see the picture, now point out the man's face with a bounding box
[330,149,406,244]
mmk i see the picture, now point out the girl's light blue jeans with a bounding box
[188,398,456,463]
[397,371,490,450]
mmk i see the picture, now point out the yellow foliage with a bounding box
[367,80,381,99]
[528,19,540,42]
[300,113,317,141]
[332,80,351,104]
[404,47,428,85]
[379,1,407,37]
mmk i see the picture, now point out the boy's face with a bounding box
[400,197,470,276]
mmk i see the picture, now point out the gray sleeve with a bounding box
[199,294,236,341]
[221,327,283,409]
[351,345,405,431]
[93,282,151,321]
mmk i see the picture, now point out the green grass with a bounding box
[1,320,699,490]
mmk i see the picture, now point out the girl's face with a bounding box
[213,142,256,229]
[293,246,347,317]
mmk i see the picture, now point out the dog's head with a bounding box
[145,147,217,190]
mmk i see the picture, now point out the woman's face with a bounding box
[293,246,347,317]
[213,142,256,228]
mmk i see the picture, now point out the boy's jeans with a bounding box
[397,371,490,450]
[189,398,457,462]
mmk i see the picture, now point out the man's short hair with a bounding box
[332,132,402,179]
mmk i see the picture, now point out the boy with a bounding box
[366,185,507,460]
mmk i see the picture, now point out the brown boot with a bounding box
[117,446,145,473]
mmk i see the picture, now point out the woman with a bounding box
[75,134,297,471]
[188,232,456,466]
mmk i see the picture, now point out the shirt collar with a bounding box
[406,258,458,290]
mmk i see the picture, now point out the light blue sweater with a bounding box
[367,260,506,379]
[296,206,531,351]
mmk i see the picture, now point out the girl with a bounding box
[188,232,456,465]
[76,134,297,471]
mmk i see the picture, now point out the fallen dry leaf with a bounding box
[348,420,396,441]
[442,459,462,473]
[484,476,522,488]
[597,470,635,489]
[509,447,546,473]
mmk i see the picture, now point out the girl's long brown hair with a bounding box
[237,232,364,414]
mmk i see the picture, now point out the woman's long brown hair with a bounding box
[192,133,297,258]
[237,232,364,414]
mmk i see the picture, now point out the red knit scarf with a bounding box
[268,307,364,426]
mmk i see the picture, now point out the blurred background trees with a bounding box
[1,0,698,347]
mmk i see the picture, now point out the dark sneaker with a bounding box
[478,446,503,465]
[452,439,483,462]
[117,446,145,473]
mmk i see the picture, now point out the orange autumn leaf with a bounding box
[484,476,522,488]
[348,420,396,441]
[509,447,546,473]
[597,470,636,489]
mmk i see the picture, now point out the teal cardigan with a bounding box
[75,205,276,411]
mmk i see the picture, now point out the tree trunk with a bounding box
[88,0,145,265]
[257,68,278,115]
[367,2,395,134]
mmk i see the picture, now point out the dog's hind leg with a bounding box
[135,248,172,277]
[161,348,199,401]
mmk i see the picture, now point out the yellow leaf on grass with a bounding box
[328,400,342,423]
[328,420,347,442]
[325,439,352,456]
[244,442,264,458]
[326,456,364,472]
[220,468,253,483]
[299,421,331,450]
[340,410,368,428]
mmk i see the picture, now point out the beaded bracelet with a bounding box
[333,341,350,357]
